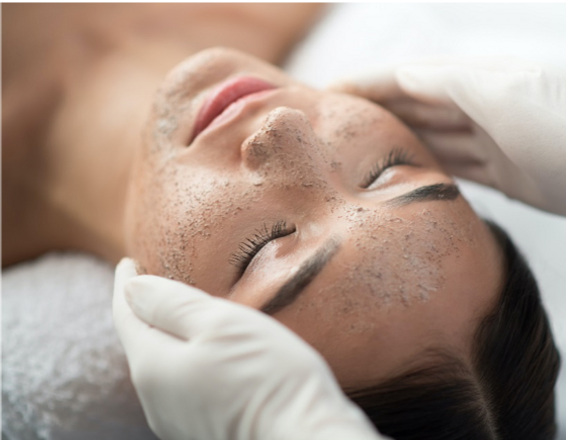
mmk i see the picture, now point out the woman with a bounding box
[2,4,560,439]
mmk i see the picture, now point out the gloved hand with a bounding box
[113,258,386,440]
[331,58,566,216]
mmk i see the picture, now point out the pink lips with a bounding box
[191,76,276,143]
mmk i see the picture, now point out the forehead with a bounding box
[267,200,498,387]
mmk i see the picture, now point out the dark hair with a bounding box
[346,221,560,440]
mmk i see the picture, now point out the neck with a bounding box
[42,42,191,264]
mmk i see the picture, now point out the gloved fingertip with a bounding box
[125,275,212,310]
[124,275,159,297]
[123,275,216,337]
[126,274,193,293]
[116,257,138,277]
[124,277,158,324]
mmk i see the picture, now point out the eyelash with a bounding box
[361,147,415,188]
[229,221,294,274]
[229,148,413,274]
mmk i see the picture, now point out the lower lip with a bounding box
[191,76,276,142]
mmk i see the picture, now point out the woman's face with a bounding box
[125,48,503,389]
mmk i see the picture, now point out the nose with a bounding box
[241,107,325,176]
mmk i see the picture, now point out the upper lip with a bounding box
[190,76,277,144]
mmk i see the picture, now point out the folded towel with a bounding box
[2,253,157,440]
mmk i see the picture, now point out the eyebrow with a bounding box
[385,183,460,207]
[259,183,457,315]
[260,238,341,316]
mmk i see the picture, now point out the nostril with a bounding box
[241,138,270,170]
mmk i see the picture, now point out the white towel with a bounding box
[2,254,157,439]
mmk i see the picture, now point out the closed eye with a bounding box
[229,221,296,277]
[361,147,416,189]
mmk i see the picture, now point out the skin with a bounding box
[6,4,500,392]
[2,3,324,266]
[125,47,504,390]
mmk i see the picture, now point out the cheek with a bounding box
[125,164,245,285]
[316,97,440,182]
[125,181,199,284]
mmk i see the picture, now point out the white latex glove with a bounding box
[331,58,566,216]
[113,258,386,440]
